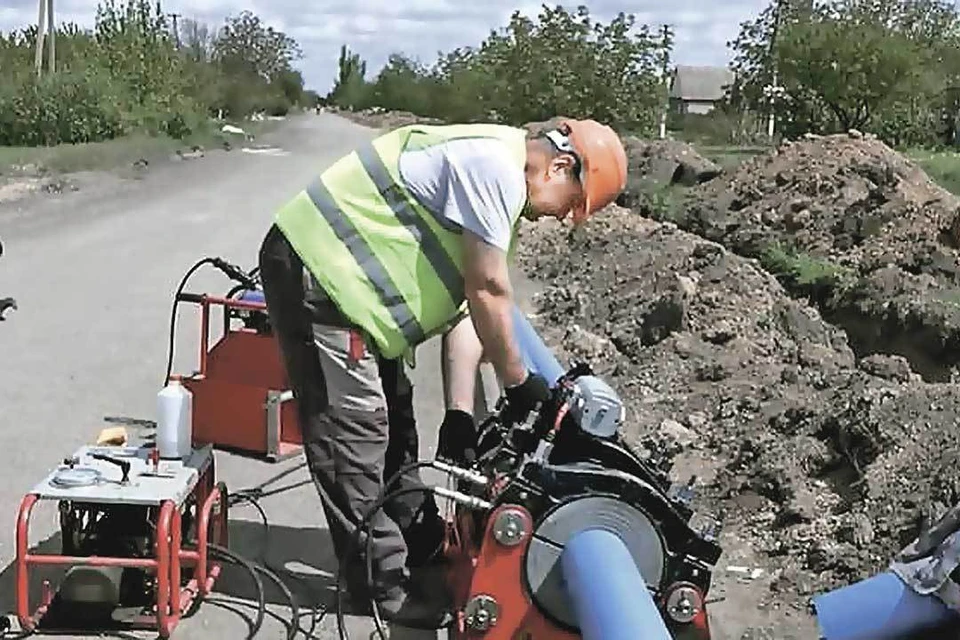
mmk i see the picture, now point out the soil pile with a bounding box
[655,132,960,382]
[515,206,960,616]
[618,137,722,204]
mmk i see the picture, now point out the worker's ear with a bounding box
[548,153,577,180]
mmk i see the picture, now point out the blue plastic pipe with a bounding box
[511,305,565,387]
[562,528,672,640]
[813,571,960,640]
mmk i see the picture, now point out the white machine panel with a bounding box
[30,444,214,506]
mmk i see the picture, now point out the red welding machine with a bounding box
[175,290,303,461]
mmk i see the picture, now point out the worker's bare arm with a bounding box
[442,314,484,414]
[461,230,526,388]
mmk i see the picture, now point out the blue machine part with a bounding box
[561,528,673,640]
[511,305,565,386]
[238,289,265,304]
[813,571,960,640]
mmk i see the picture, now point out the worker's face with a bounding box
[524,152,584,222]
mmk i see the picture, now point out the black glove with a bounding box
[437,409,479,465]
[503,372,550,424]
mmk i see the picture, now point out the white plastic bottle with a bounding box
[156,375,193,459]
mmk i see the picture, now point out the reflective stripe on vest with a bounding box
[275,124,528,360]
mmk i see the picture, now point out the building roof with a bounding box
[669,65,735,102]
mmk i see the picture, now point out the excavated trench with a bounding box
[622,133,960,384]
[822,302,960,382]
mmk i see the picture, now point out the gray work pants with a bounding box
[257,224,442,593]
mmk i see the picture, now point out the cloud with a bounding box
[0,0,769,93]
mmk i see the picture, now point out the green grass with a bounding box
[904,148,960,196]
[697,144,770,169]
[760,244,854,290]
[0,118,280,176]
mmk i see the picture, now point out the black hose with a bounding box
[230,482,326,639]
[207,543,267,640]
[338,481,455,640]
[162,258,263,388]
[333,459,440,640]
[163,257,216,386]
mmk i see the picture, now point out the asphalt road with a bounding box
[0,113,492,639]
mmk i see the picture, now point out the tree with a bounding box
[213,11,302,82]
[328,44,368,109]
[180,17,215,64]
[728,0,960,143]
[776,4,924,131]
[341,5,670,133]
[366,54,435,115]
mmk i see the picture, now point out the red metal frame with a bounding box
[179,294,303,460]
[446,504,712,640]
[15,464,228,638]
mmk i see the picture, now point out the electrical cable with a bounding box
[162,257,261,388]
[206,543,268,640]
[335,459,463,640]
[163,257,215,386]
[229,482,327,639]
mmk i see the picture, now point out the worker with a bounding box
[256,119,627,627]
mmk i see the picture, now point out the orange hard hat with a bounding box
[546,119,628,225]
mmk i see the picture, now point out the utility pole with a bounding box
[33,0,45,77]
[33,0,55,77]
[168,13,181,48]
[47,0,55,74]
[659,24,672,140]
[767,0,784,140]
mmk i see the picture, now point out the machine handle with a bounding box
[89,453,131,484]
[177,292,266,311]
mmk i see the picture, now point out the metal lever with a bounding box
[89,453,131,484]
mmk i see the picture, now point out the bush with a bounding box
[0,0,307,148]
[0,72,123,145]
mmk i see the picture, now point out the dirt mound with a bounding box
[515,206,960,626]
[618,138,722,205]
[656,132,960,382]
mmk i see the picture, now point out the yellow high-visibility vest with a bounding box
[274,123,528,361]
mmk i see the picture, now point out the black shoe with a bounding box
[375,570,453,629]
[404,513,448,568]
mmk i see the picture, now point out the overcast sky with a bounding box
[0,1,769,93]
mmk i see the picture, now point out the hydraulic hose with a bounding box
[164,257,216,386]
[206,543,267,640]
[337,459,470,640]
[162,257,262,387]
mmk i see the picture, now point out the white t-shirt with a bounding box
[398,138,526,253]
